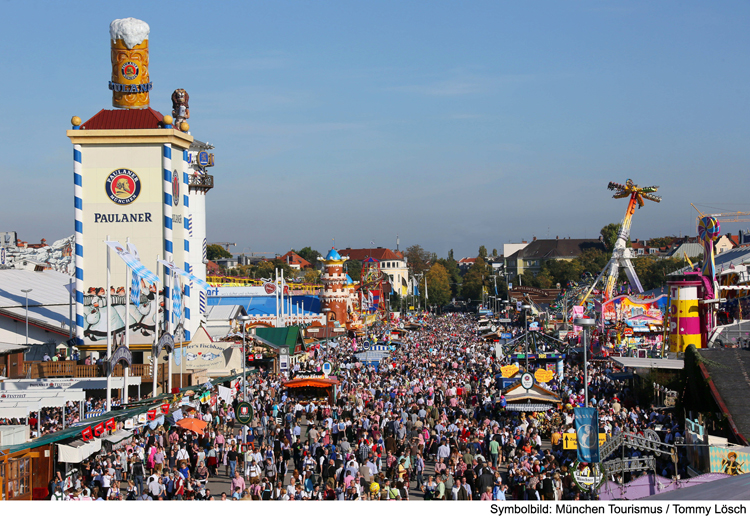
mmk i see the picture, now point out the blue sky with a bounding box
[2,1,749,259]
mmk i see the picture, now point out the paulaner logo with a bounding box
[105,168,141,205]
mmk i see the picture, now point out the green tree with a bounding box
[492,248,498,257]
[426,263,452,307]
[345,259,362,282]
[303,268,321,284]
[437,256,462,298]
[295,246,322,267]
[461,256,488,301]
[405,244,432,276]
[478,246,488,259]
[600,223,620,252]
[648,237,675,249]
[541,258,583,287]
[577,248,609,276]
[519,270,542,289]
[207,244,232,261]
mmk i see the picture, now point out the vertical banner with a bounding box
[574,407,600,463]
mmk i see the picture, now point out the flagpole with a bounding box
[281,268,285,326]
[105,235,112,412]
[153,254,159,398]
[275,268,279,327]
[180,277,183,391]
[124,236,130,405]
[167,268,174,394]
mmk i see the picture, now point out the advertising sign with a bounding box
[571,459,605,491]
[601,294,667,324]
[563,433,607,450]
[534,368,554,384]
[574,407,600,463]
[500,365,519,378]
[236,402,253,424]
[572,305,585,333]
[709,446,750,475]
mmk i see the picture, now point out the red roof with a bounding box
[338,248,404,261]
[280,251,312,269]
[82,108,165,130]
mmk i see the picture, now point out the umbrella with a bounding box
[176,417,208,434]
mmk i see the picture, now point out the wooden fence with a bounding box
[21,362,152,382]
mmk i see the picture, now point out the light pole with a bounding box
[237,313,252,445]
[522,304,531,374]
[21,289,32,345]
[574,317,595,406]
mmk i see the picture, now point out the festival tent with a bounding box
[502,380,561,412]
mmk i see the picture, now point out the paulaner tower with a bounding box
[66,18,215,360]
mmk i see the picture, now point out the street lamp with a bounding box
[237,313,252,446]
[574,317,596,406]
[21,289,32,345]
[522,304,532,374]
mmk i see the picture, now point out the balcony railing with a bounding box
[188,174,214,190]
[22,362,152,382]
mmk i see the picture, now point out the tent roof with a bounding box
[0,373,241,456]
[610,356,684,370]
[255,326,307,351]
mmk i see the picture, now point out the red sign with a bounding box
[210,395,217,407]
[161,402,170,414]
[248,354,254,361]
[93,423,105,437]
[624,328,634,336]
[263,282,276,295]
[105,418,116,431]
[81,427,93,442]
[284,285,289,295]
[147,409,156,421]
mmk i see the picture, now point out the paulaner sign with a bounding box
[94,213,152,223]
[108,81,152,93]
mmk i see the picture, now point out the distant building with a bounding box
[279,251,312,270]
[338,247,409,297]
[457,257,476,272]
[215,257,239,270]
[506,237,606,279]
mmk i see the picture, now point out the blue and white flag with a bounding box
[574,407,600,463]
[131,270,141,307]
[159,259,211,290]
[105,241,159,285]
[172,277,182,325]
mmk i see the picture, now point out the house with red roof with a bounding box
[279,251,312,270]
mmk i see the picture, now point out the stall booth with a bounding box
[0,439,55,500]
[282,375,339,405]
[502,380,562,412]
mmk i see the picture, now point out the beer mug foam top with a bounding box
[109,18,150,49]
[109,18,151,109]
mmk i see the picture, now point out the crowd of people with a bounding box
[45,311,681,501]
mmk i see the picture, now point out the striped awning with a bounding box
[505,403,553,411]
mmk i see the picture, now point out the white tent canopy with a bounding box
[0,389,86,402]
[0,396,70,412]
[58,438,102,463]
[1,377,141,391]
[0,404,32,419]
